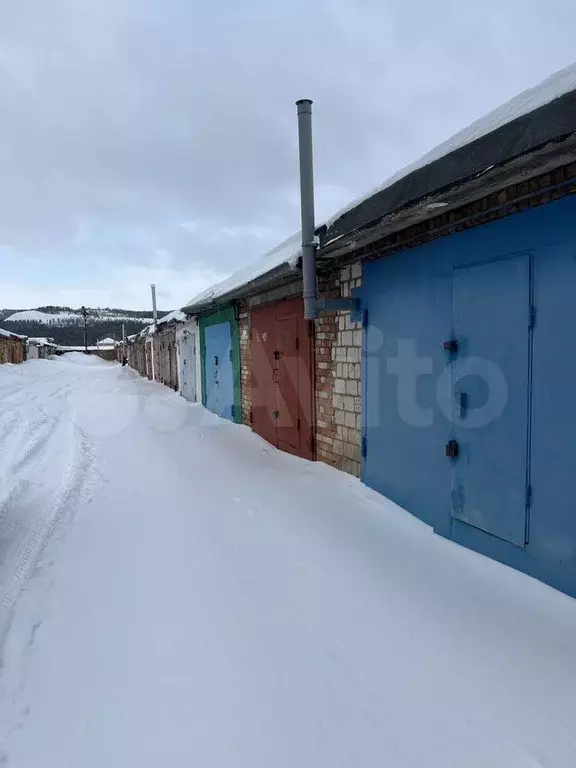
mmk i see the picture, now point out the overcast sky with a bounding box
[0,0,574,310]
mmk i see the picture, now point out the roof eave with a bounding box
[323,90,576,246]
[181,261,300,315]
[319,130,576,264]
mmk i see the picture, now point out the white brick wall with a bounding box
[315,262,363,476]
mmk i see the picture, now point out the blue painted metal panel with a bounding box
[204,321,234,421]
[529,243,576,581]
[451,254,530,547]
[361,194,576,597]
[362,253,452,531]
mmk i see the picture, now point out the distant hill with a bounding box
[0,306,170,346]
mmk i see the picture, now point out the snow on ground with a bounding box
[0,356,575,767]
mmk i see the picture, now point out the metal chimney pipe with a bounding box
[296,99,318,320]
[151,283,158,329]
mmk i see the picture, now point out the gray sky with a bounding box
[0,0,574,310]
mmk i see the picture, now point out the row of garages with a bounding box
[122,65,576,599]
[0,332,58,363]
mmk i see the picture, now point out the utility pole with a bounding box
[122,323,127,366]
[150,284,158,380]
[81,305,88,353]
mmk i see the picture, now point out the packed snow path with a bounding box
[0,355,575,767]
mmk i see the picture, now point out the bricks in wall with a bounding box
[352,162,576,264]
[314,261,362,478]
[238,303,252,427]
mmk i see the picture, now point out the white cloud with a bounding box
[1,261,224,311]
[0,0,574,308]
[180,221,199,234]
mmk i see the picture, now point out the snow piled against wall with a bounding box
[183,62,576,312]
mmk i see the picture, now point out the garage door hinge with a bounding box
[361,436,367,459]
[295,336,299,351]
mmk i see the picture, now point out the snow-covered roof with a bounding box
[182,62,576,314]
[323,62,576,235]
[183,231,301,312]
[157,308,186,327]
[97,337,116,346]
[0,327,27,340]
[132,324,155,341]
[28,337,57,347]
[57,345,101,352]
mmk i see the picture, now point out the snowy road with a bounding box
[1,355,576,767]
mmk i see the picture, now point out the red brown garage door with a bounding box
[251,298,314,460]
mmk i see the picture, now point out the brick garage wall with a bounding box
[315,262,362,477]
[347,162,576,264]
[0,336,26,364]
[238,301,252,427]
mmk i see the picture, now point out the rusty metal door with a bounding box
[250,298,314,460]
[276,314,301,454]
[251,304,277,447]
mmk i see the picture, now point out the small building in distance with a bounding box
[0,328,27,364]
[27,337,58,360]
[95,337,117,362]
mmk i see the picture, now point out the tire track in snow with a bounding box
[1,415,57,479]
[0,378,97,666]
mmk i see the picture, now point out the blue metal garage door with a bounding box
[204,321,234,421]
[450,254,531,547]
